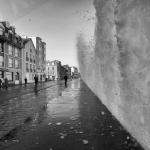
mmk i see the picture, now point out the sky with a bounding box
[1,0,96,68]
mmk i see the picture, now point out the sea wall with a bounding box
[77,0,150,149]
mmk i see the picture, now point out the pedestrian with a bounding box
[34,75,38,90]
[64,75,68,86]
[0,79,2,88]
[4,78,8,89]
[24,77,27,85]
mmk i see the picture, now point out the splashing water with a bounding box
[76,0,150,150]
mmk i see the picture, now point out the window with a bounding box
[0,71,3,78]
[33,55,35,62]
[52,67,54,70]
[26,52,29,61]
[9,57,13,68]
[30,64,32,69]
[6,72,13,81]
[26,63,28,68]
[33,65,35,72]
[26,52,28,57]
[15,72,19,80]
[15,59,19,69]
[15,48,19,57]
[0,56,4,67]
[39,54,41,59]
[26,63,29,72]
[8,45,13,55]
[39,46,41,52]
[30,45,32,53]
[0,42,4,52]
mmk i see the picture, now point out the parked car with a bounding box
[0,78,5,86]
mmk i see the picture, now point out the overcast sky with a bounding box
[3,0,96,68]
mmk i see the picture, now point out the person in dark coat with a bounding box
[34,75,38,90]
[0,79,2,88]
[24,77,27,85]
[4,78,8,89]
[64,75,68,86]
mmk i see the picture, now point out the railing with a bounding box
[26,68,29,72]
[15,66,19,69]
[26,57,29,61]
[0,61,4,67]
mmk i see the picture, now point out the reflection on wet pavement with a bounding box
[0,79,144,150]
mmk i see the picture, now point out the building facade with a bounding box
[46,60,61,80]
[0,21,23,85]
[29,37,46,81]
[71,66,80,78]
[22,38,36,83]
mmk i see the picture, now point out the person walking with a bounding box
[64,75,68,87]
[24,77,27,85]
[4,78,8,89]
[0,79,2,88]
[34,75,38,90]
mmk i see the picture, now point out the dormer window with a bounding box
[8,33,12,40]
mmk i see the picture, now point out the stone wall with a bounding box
[77,0,150,149]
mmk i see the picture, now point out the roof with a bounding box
[22,38,36,50]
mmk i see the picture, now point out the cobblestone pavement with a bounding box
[0,80,69,104]
[0,79,144,150]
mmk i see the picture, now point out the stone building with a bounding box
[0,21,23,85]
[46,60,61,80]
[71,66,80,78]
[22,38,36,83]
[29,37,46,81]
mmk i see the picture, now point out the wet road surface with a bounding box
[0,79,144,150]
[0,80,67,104]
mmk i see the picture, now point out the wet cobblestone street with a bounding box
[0,79,144,150]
